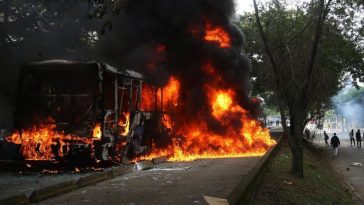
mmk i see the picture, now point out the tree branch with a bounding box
[302,0,333,107]
[253,0,278,75]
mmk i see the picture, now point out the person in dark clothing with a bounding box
[324,131,329,147]
[350,129,355,147]
[305,128,311,140]
[331,133,340,156]
[356,129,361,148]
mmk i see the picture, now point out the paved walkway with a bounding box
[312,131,364,204]
[36,157,261,205]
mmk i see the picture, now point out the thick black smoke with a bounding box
[1,0,259,135]
[95,0,257,134]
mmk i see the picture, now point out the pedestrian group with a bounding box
[323,129,363,157]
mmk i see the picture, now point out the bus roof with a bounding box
[24,59,146,80]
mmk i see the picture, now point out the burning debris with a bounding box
[3,0,276,168]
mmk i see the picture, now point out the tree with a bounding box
[249,0,364,177]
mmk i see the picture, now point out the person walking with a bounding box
[350,129,355,147]
[356,129,361,148]
[331,133,340,157]
[324,131,329,147]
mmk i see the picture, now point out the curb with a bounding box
[109,165,134,177]
[0,165,134,205]
[228,134,283,205]
[29,180,78,202]
[77,172,110,187]
[0,194,29,205]
[344,179,363,202]
[152,156,168,165]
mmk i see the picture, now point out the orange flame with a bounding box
[92,123,102,139]
[7,118,95,160]
[141,76,181,112]
[162,114,173,129]
[210,89,234,118]
[118,112,130,136]
[141,84,156,111]
[141,71,275,161]
[160,76,180,110]
[204,23,231,48]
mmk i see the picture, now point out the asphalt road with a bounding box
[35,157,261,205]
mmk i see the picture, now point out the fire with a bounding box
[211,89,234,118]
[144,114,275,161]
[92,123,102,139]
[118,112,130,136]
[6,118,95,160]
[204,23,231,48]
[162,114,173,129]
[141,72,276,161]
[160,76,180,109]
[141,84,156,111]
[141,76,181,112]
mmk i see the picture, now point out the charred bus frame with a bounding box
[13,60,170,161]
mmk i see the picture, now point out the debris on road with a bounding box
[349,162,362,167]
[203,196,229,205]
[135,160,154,170]
[283,180,293,185]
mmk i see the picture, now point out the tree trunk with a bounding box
[288,105,305,178]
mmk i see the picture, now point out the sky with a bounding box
[236,0,308,15]
[236,1,254,14]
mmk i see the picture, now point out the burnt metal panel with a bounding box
[14,60,101,136]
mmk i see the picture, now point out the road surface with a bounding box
[36,157,261,205]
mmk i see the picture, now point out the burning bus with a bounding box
[5,60,171,163]
[4,58,276,165]
[2,0,278,169]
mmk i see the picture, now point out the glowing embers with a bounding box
[204,23,231,48]
[6,118,95,160]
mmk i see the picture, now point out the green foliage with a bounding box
[239,0,364,121]
[0,0,100,60]
[88,0,132,34]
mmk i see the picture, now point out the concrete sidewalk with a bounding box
[312,133,364,204]
[35,157,261,205]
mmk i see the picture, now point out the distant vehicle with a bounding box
[10,60,169,162]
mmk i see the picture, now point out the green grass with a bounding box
[250,141,357,205]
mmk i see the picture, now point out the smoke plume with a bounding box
[95,0,259,135]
